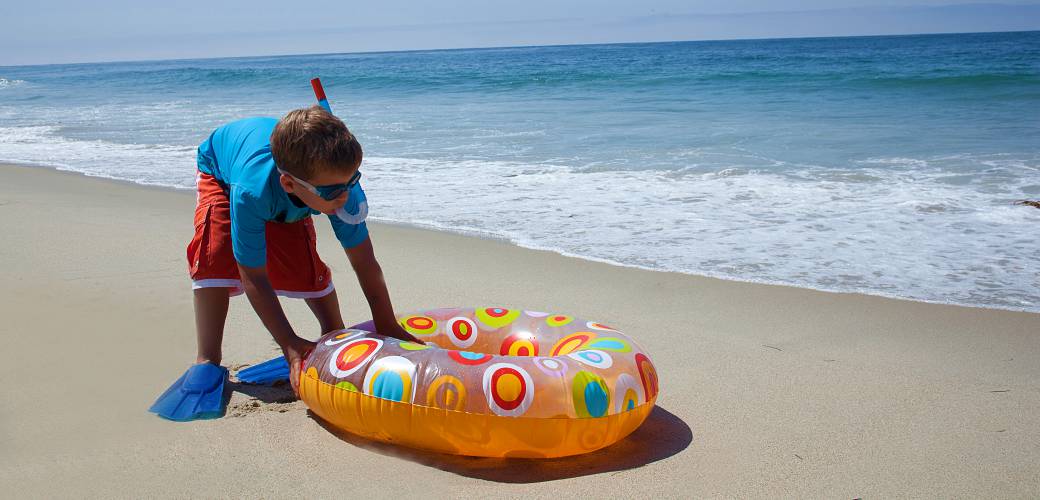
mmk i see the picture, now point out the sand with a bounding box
[1,163,1038,498]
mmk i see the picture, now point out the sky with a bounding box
[1,1,1039,65]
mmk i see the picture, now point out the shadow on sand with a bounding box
[227,381,297,404]
[309,405,692,483]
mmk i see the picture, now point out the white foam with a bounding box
[0,126,197,189]
[359,154,1040,312]
[1,125,1037,312]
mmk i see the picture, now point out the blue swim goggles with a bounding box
[278,168,361,201]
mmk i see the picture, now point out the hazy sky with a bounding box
[2,1,1038,65]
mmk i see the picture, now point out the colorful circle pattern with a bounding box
[534,356,568,377]
[482,363,535,417]
[567,349,613,369]
[634,352,659,401]
[546,314,574,327]
[312,308,659,425]
[475,307,521,329]
[448,350,493,366]
[613,373,644,413]
[500,331,539,357]
[585,337,632,353]
[363,355,417,403]
[323,329,366,346]
[399,341,431,351]
[329,337,383,378]
[586,321,619,331]
[572,370,610,418]
[425,375,467,411]
[550,332,596,356]
[447,316,478,348]
[400,315,438,336]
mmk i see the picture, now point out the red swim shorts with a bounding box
[186,171,334,298]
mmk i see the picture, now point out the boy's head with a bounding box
[271,106,363,214]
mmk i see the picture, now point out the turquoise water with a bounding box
[1,31,1038,311]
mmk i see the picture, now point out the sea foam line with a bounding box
[1,125,1037,313]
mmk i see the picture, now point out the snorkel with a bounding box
[310,77,333,113]
[310,77,368,225]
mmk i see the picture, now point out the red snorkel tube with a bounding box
[311,77,333,113]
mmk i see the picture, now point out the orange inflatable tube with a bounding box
[298,307,659,458]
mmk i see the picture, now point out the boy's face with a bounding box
[278,167,359,215]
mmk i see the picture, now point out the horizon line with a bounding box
[3,28,1038,69]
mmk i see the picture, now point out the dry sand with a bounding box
[1,163,1038,497]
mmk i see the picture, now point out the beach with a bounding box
[1,162,1038,497]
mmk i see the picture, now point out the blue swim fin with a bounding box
[236,356,289,385]
[149,363,228,421]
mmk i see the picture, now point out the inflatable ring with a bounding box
[298,307,659,458]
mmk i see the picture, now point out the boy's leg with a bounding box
[266,216,344,337]
[187,170,238,365]
[305,289,345,334]
[194,287,230,364]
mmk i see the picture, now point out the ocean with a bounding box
[1,31,1038,311]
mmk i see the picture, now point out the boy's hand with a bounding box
[238,263,315,394]
[379,322,425,345]
[283,336,316,395]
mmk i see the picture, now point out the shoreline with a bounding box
[6,160,1037,315]
[2,161,1040,496]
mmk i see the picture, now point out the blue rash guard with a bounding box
[196,117,369,268]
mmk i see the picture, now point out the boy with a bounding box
[150,106,420,421]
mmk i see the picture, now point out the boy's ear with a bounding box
[278,173,294,193]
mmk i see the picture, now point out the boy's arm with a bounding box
[344,236,423,344]
[237,263,316,389]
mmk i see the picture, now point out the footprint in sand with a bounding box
[227,371,302,417]
[227,398,301,417]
